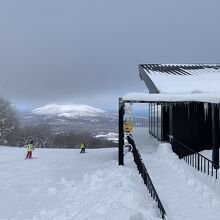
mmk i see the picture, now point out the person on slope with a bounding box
[25,140,34,159]
[80,142,86,153]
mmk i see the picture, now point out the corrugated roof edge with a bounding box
[138,64,220,95]
[142,64,220,74]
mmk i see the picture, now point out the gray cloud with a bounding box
[0,0,220,110]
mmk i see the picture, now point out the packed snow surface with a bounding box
[132,128,220,220]
[0,146,161,220]
[32,104,105,118]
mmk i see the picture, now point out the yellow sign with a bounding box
[123,121,133,132]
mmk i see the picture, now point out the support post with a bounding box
[156,103,159,138]
[212,104,219,169]
[169,104,176,155]
[149,103,151,134]
[153,103,156,136]
[150,102,153,135]
[118,98,124,166]
[161,103,164,141]
[169,104,173,140]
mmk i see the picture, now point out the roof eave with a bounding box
[138,64,159,94]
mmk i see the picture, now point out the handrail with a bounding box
[169,135,220,180]
[127,134,167,220]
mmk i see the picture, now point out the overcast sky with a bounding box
[0,0,220,111]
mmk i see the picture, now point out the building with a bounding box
[119,64,220,167]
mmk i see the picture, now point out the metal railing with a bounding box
[127,134,167,220]
[171,137,220,180]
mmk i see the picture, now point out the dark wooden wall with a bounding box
[164,103,212,157]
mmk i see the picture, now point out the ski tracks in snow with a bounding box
[38,155,161,220]
[0,147,161,220]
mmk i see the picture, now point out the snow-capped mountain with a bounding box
[32,104,106,119]
[22,104,117,133]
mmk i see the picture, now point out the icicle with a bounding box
[184,102,187,111]
[203,103,209,121]
[165,103,168,112]
[187,103,190,119]
[195,103,198,112]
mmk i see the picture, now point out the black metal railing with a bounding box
[127,135,167,220]
[171,137,220,180]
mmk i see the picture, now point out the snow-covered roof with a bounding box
[122,93,220,104]
[139,64,220,95]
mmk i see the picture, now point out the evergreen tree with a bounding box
[0,97,19,145]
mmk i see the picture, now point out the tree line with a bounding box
[0,97,117,148]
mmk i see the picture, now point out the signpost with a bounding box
[123,121,133,132]
[119,100,134,166]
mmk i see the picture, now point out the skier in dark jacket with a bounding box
[80,142,86,153]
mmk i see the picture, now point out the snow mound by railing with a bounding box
[131,128,220,220]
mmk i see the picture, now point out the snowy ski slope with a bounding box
[0,147,161,220]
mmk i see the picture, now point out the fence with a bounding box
[127,134,167,220]
[171,137,220,180]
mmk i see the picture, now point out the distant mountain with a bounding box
[32,104,106,118]
[21,104,117,133]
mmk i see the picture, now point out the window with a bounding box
[149,102,162,140]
